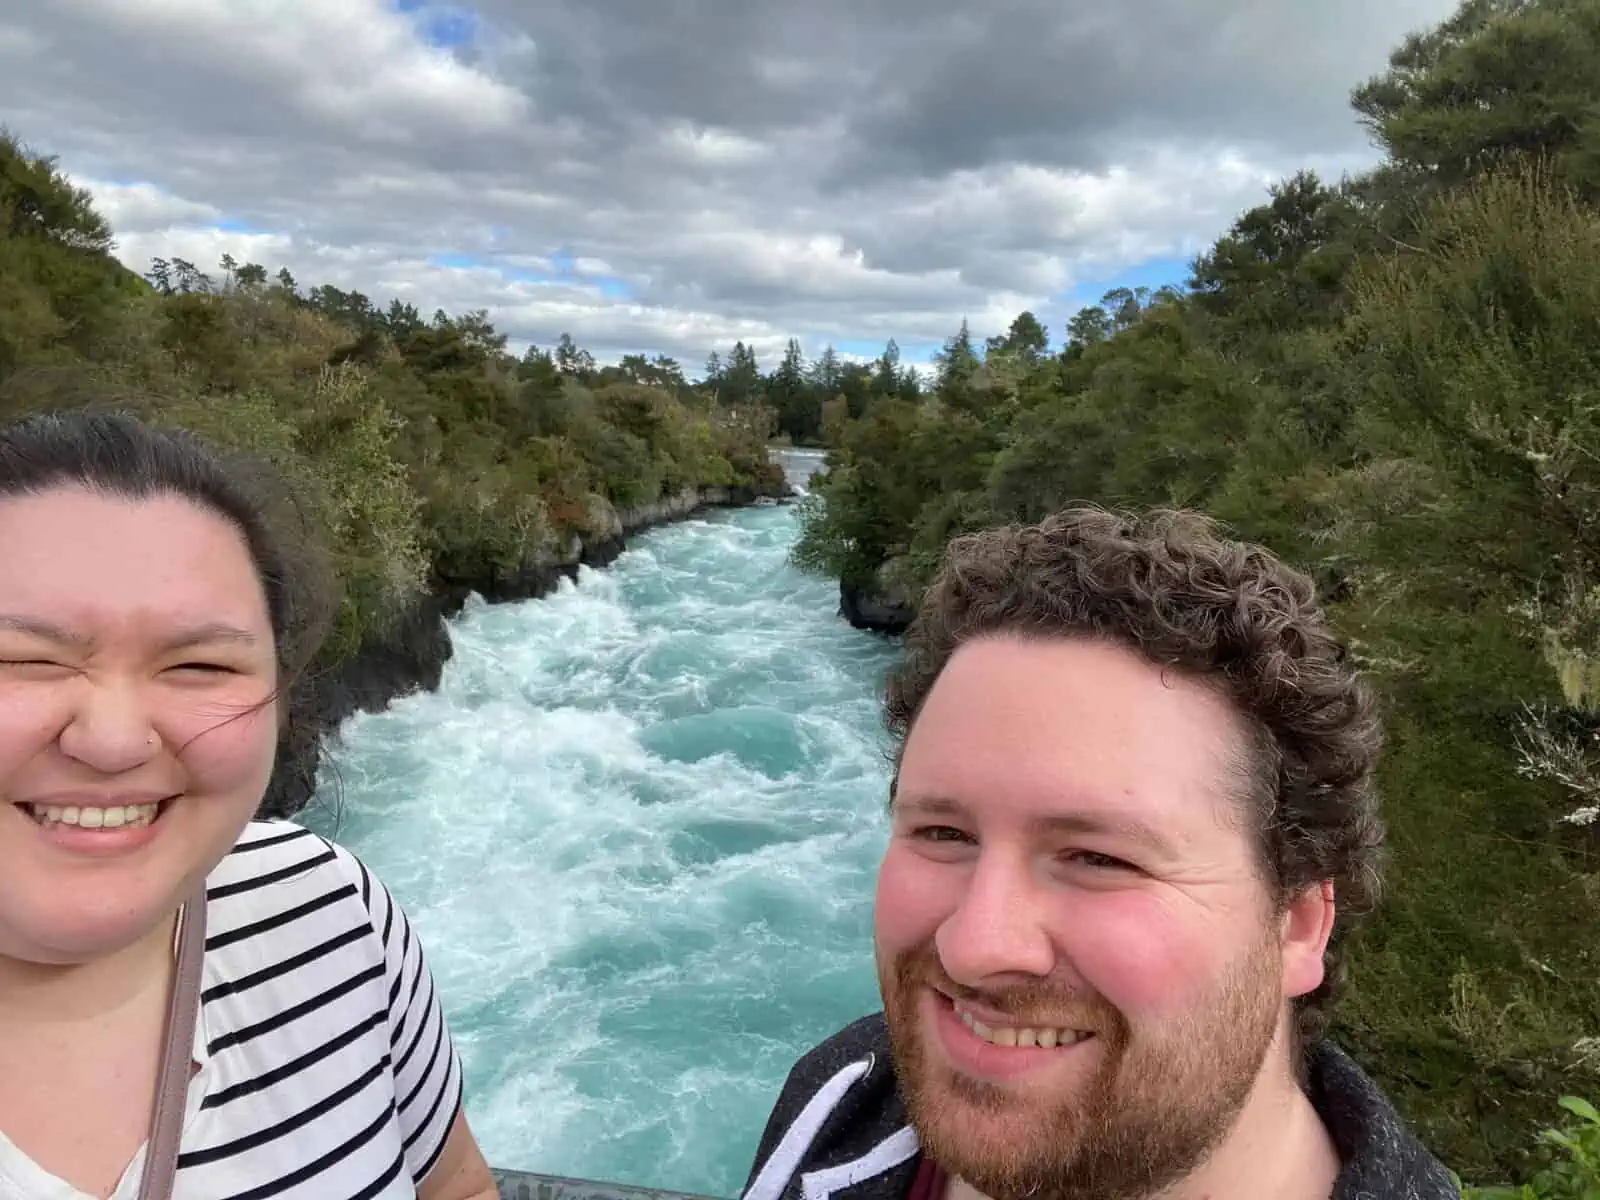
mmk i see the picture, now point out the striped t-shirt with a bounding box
[0,820,464,1199]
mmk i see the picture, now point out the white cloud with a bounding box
[2,0,1462,369]
[660,123,774,166]
[61,0,529,139]
[75,179,223,234]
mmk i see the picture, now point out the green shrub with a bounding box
[1462,1096,1600,1198]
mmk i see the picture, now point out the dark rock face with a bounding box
[581,534,625,569]
[260,481,795,818]
[433,533,588,614]
[838,561,916,635]
[261,592,455,819]
[329,593,456,717]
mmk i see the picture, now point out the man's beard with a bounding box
[880,935,1284,1200]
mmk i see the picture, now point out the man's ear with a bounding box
[1280,880,1335,999]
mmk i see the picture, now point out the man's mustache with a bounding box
[890,943,1118,1033]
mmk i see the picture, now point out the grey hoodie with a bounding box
[740,1013,1459,1200]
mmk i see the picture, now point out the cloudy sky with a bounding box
[2,0,1458,372]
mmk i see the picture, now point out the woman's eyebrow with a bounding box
[0,614,259,652]
[0,613,89,646]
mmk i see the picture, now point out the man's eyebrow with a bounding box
[0,615,259,653]
[892,792,1175,855]
[894,793,960,814]
[1031,811,1176,857]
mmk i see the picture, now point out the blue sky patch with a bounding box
[424,249,633,296]
[821,338,943,367]
[1066,254,1195,307]
[427,251,481,269]
[393,0,478,49]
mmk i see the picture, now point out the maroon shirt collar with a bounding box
[906,1156,947,1200]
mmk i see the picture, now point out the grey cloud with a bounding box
[824,1,1405,180]
[0,0,1458,365]
[470,0,1451,177]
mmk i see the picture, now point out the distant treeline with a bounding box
[144,248,938,449]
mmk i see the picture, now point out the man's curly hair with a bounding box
[883,506,1386,1053]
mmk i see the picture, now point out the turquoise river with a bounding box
[307,451,903,1197]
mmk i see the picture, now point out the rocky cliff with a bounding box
[837,559,917,635]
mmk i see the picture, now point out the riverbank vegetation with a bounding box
[792,0,1600,1189]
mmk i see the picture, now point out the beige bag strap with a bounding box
[136,889,208,1200]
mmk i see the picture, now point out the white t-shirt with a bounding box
[0,820,464,1198]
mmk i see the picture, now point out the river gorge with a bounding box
[304,451,903,1197]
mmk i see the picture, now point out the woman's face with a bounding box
[0,485,280,966]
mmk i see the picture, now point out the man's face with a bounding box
[874,634,1330,1200]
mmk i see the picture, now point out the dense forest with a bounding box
[5,0,1600,1189]
[794,0,1600,1190]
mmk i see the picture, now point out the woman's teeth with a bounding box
[28,803,160,829]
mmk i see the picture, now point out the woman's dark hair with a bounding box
[886,506,1386,1063]
[0,408,339,815]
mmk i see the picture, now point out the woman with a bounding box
[0,409,499,1199]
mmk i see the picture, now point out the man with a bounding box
[742,508,1457,1200]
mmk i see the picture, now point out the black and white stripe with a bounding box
[122,820,458,1199]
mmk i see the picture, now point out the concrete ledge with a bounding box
[493,1169,719,1200]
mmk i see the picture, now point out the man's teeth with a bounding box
[29,803,160,829]
[956,1004,1091,1048]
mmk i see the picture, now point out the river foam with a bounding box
[309,467,899,1197]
